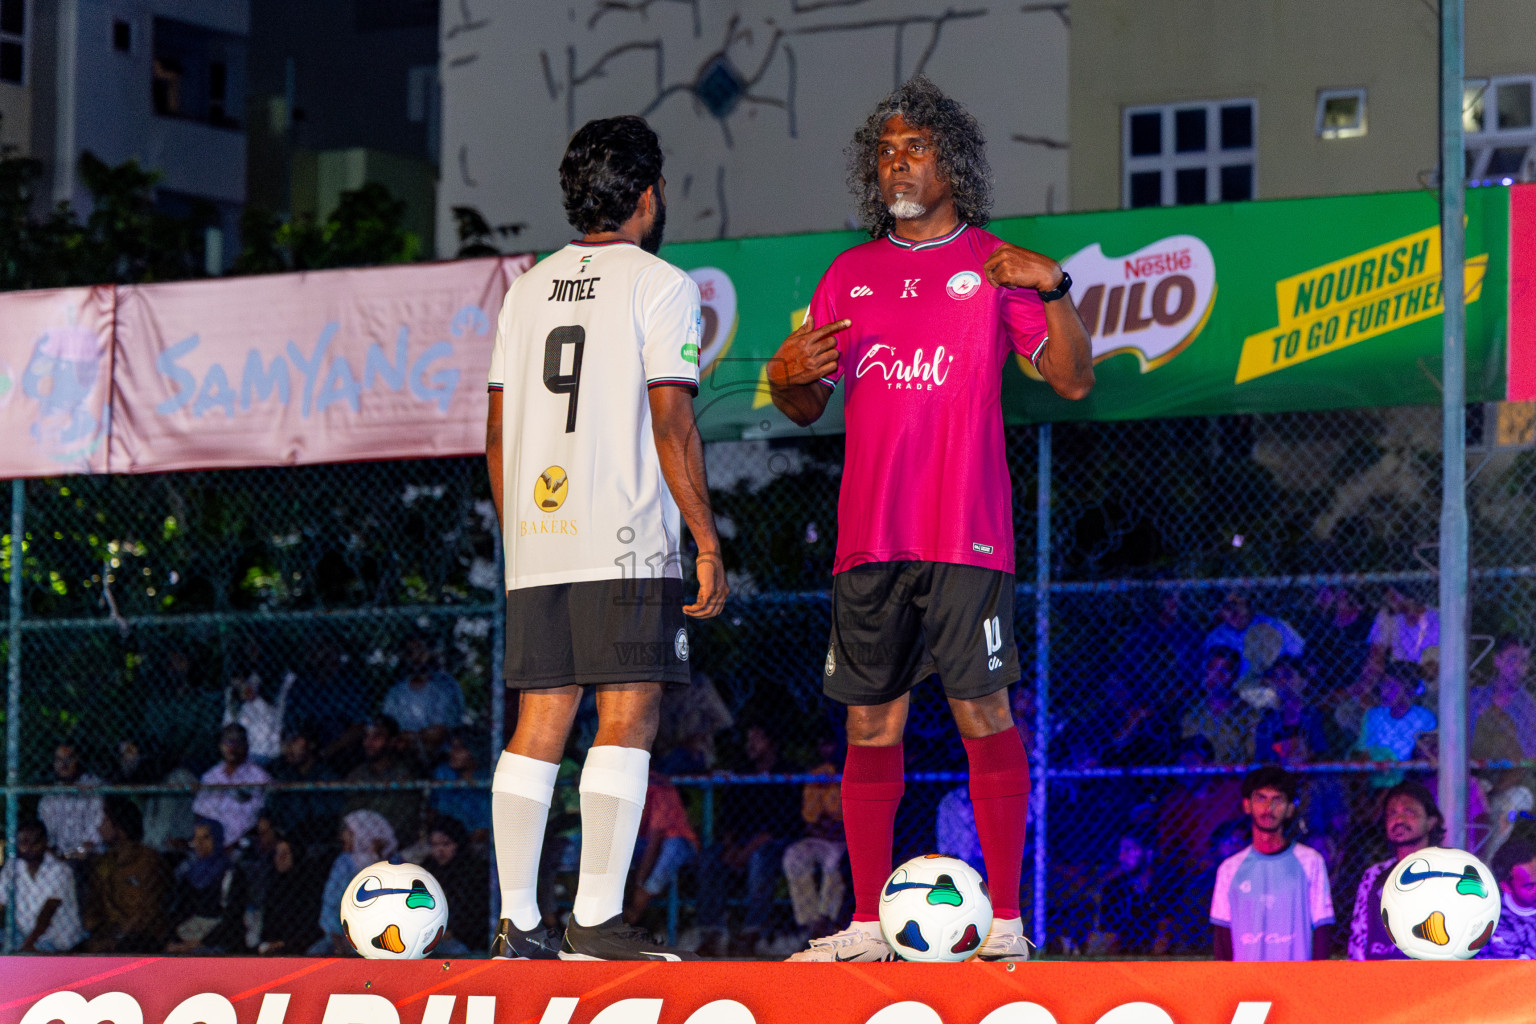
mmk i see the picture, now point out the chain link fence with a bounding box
[3,403,1534,958]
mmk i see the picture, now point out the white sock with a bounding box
[492,751,559,931]
[573,745,650,927]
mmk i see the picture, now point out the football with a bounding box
[1379,846,1501,960]
[339,860,450,959]
[878,854,993,962]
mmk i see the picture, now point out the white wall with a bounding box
[438,0,1068,254]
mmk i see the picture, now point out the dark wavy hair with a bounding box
[559,115,663,234]
[1379,779,1445,847]
[848,74,992,238]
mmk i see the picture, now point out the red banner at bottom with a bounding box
[2,956,1534,1024]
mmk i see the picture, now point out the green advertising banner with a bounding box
[655,188,1509,442]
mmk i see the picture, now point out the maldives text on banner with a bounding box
[109,256,531,473]
[5,957,1536,1024]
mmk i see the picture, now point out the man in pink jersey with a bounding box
[770,76,1094,962]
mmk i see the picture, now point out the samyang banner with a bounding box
[4,956,1536,1024]
[661,188,1510,442]
[108,256,531,473]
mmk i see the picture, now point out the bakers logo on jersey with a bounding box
[521,467,578,537]
[534,466,568,512]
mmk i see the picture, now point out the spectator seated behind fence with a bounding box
[623,770,700,925]
[421,815,490,956]
[1166,818,1248,954]
[38,741,104,860]
[82,797,169,953]
[1348,780,1444,960]
[284,640,373,772]
[0,819,86,953]
[166,819,248,954]
[1114,592,1203,695]
[315,809,400,956]
[1179,646,1259,766]
[1365,584,1440,684]
[1089,828,1171,956]
[1487,829,1536,959]
[191,723,271,851]
[783,735,847,942]
[1304,585,1374,700]
[1210,766,1335,962]
[1202,591,1305,692]
[935,784,984,877]
[1254,656,1332,763]
[696,725,801,956]
[344,715,423,844]
[1471,636,1536,860]
[256,834,324,956]
[267,726,344,850]
[654,671,735,775]
[1354,661,1437,784]
[431,729,492,844]
[382,635,466,757]
[1155,736,1244,883]
[223,664,294,768]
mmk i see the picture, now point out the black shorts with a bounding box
[505,578,690,689]
[824,561,1019,706]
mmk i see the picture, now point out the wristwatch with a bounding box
[1038,270,1072,302]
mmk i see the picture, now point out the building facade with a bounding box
[28,0,248,267]
[437,0,1070,254]
[1069,0,1536,212]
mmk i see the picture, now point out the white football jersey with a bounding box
[489,240,702,591]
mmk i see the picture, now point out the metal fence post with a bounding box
[1031,423,1051,948]
[1438,0,1469,849]
[5,478,24,952]
[490,525,506,947]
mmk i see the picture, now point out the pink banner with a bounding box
[1510,184,1536,402]
[107,256,530,473]
[0,286,115,477]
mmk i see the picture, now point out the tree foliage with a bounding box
[0,115,422,292]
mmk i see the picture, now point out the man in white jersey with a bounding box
[485,115,726,961]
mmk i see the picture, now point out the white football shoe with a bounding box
[975,917,1034,962]
[785,920,896,962]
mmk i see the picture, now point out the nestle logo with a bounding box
[1123,249,1192,279]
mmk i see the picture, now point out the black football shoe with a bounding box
[560,914,701,961]
[491,918,563,960]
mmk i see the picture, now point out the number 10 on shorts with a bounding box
[983,615,1004,672]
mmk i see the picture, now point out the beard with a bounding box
[640,194,667,254]
[888,194,927,220]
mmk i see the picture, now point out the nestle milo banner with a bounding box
[660,189,1509,441]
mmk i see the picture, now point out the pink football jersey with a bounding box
[808,224,1048,574]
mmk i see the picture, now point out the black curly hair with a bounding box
[559,115,663,234]
[848,74,993,238]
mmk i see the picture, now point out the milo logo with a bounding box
[1061,234,1217,372]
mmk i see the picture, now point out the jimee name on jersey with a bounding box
[155,320,464,419]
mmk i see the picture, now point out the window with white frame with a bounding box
[1317,88,1367,140]
[0,0,24,85]
[1465,75,1536,185]
[1123,99,1257,209]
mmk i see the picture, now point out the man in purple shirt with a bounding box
[769,75,1093,962]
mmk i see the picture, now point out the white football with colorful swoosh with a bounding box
[1380,846,1501,959]
[340,860,450,959]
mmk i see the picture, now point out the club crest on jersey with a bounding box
[534,466,568,512]
[825,645,836,676]
[946,271,982,300]
[675,629,690,662]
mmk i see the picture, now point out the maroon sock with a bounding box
[963,728,1031,920]
[841,743,905,923]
